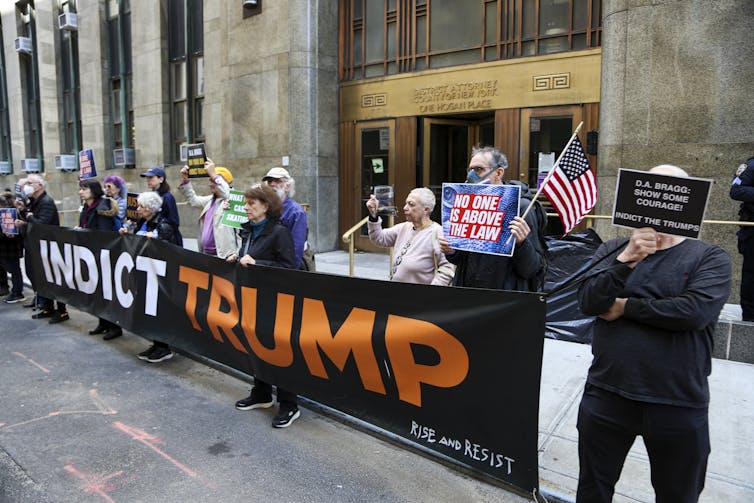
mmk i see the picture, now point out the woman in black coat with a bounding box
[226,184,299,428]
[78,179,121,340]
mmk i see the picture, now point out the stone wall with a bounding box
[597,0,754,302]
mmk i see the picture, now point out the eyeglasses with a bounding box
[392,241,411,276]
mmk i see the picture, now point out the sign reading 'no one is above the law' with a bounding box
[612,169,713,239]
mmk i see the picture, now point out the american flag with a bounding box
[541,136,597,234]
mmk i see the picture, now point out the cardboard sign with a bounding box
[220,189,248,228]
[613,169,712,239]
[0,208,17,235]
[126,192,140,221]
[79,149,96,179]
[186,143,208,178]
[442,183,520,257]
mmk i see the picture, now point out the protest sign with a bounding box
[26,223,546,495]
[221,189,248,228]
[126,192,140,222]
[442,183,520,257]
[79,149,96,179]
[0,208,17,235]
[186,143,208,178]
[613,169,712,239]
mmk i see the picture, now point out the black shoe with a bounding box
[235,389,274,411]
[48,312,70,324]
[145,346,174,363]
[137,344,158,361]
[103,328,123,340]
[32,309,54,319]
[89,324,108,335]
[272,404,300,428]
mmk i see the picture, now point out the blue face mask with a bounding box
[466,168,494,184]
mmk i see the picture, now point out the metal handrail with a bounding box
[341,214,394,277]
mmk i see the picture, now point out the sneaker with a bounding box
[3,293,26,304]
[145,346,174,363]
[235,389,274,411]
[272,404,300,428]
[31,309,54,319]
[137,344,158,361]
[48,312,70,324]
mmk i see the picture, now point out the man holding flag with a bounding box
[439,146,546,292]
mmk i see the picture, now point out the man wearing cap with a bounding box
[262,167,310,270]
[140,166,183,246]
[178,159,238,259]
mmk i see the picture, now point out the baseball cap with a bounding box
[140,167,166,178]
[214,167,233,184]
[262,167,291,181]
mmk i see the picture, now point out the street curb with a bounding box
[0,447,52,503]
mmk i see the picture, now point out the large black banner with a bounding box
[27,224,545,493]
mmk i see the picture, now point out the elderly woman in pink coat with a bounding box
[366,187,454,286]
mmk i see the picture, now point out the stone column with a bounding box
[598,0,754,301]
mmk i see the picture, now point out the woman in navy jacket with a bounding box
[226,184,298,428]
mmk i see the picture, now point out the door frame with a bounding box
[354,120,395,252]
[518,105,583,183]
[421,117,483,187]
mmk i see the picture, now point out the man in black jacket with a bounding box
[576,165,732,503]
[729,156,754,321]
[14,174,69,323]
[439,145,546,292]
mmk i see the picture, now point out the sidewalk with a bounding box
[314,250,754,502]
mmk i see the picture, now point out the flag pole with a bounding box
[506,121,584,245]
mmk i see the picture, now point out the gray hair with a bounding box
[649,164,689,178]
[137,191,163,214]
[409,187,436,212]
[26,174,46,189]
[471,145,508,170]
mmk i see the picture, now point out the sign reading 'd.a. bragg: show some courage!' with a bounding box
[613,169,713,239]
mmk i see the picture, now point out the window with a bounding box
[340,0,602,81]
[107,0,134,162]
[18,2,43,167]
[59,0,82,155]
[168,0,203,162]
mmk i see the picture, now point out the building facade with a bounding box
[0,0,339,252]
[1,0,753,300]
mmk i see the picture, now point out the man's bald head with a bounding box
[650,164,688,178]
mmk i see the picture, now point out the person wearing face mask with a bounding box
[14,174,70,322]
[262,167,310,270]
[438,145,546,292]
[178,159,238,259]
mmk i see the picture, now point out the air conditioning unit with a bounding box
[0,161,10,175]
[20,158,40,173]
[179,144,188,162]
[113,148,135,166]
[14,37,32,55]
[54,154,77,172]
[58,12,78,31]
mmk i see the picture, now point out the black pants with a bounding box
[576,384,709,503]
[0,257,22,296]
[254,380,297,406]
[740,233,754,320]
